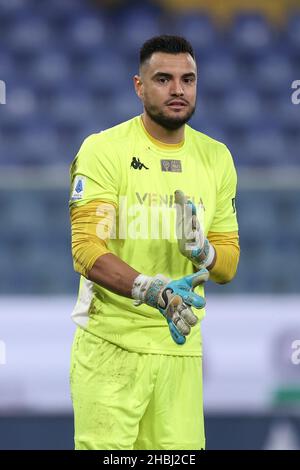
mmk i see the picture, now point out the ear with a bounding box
[133,75,143,99]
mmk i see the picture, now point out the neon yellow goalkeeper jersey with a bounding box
[69,115,238,356]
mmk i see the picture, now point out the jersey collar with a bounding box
[139,115,185,151]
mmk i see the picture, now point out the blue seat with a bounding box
[66,14,106,55]
[238,192,278,234]
[0,84,39,128]
[286,12,300,56]
[109,91,143,123]
[49,87,95,127]
[175,13,219,55]
[83,52,130,97]
[221,89,263,131]
[0,53,17,84]
[37,0,88,25]
[276,96,300,134]
[7,240,76,293]
[242,126,290,166]
[5,15,54,57]
[252,54,294,94]
[117,8,160,56]
[75,117,114,144]
[39,189,71,230]
[190,117,229,144]
[12,121,61,166]
[0,130,62,166]
[0,0,29,25]
[1,194,47,235]
[270,191,300,232]
[0,141,14,165]
[230,13,273,59]
[29,50,72,94]
[200,55,239,95]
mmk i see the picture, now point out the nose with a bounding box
[170,79,184,96]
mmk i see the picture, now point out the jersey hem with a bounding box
[81,326,203,357]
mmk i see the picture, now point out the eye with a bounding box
[183,77,195,84]
[158,77,169,84]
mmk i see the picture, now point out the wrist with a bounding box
[191,239,215,269]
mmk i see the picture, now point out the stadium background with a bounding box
[0,0,300,450]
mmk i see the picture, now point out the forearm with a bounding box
[207,231,240,284]
[206,249,217,271]
[88,252,140,298]
[209,244,239,284]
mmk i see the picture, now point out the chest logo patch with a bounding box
[161,160,182,172]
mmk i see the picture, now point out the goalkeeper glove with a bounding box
[175,190,215,269]
[132,270,209,345]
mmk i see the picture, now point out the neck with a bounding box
[141,112,185,144]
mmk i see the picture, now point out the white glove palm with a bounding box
[175,190,214,269]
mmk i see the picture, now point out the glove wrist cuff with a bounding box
[132,274,167,308]
[132,274,152,304]
[192,239,215,269]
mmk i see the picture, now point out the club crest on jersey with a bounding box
[71,176,85,200]
[161,160,182,172]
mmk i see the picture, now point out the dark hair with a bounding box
[140,35,195,66]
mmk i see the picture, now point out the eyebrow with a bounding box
[151,72,196,80]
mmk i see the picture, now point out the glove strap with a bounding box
[132,274,152,305]
[132,274,167,308]
[191,239,215,269]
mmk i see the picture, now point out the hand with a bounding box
[175,190,213,269]
[132,270,209,345]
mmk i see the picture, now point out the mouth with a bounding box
[167,101,187,108]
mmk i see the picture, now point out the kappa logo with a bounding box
[130,157,149,170]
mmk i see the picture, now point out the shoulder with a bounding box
[81,117,139,151]
[187,125,234,168]
[187,125,229,154]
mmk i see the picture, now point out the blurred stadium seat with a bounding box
[28,51,72,95]
[199,55,239,96]
[5,15,54,59]
[222,88,263,132]
[242,126,291,166]
[253,54,295,96]
[0,4,298,168]
[229,13,274,60]
[117,6,161,60]
[82,51,130,98]
[0,2,299,294]
[65,14,106,55]
[175,13,219,56]
[286,12,300,58]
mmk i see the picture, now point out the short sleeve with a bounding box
[209,145,239,232]
[69,134,120,208]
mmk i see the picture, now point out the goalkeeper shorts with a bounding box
[70,327,205,450]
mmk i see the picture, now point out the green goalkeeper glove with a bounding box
[175,190,215,269]
[132,270,209,345]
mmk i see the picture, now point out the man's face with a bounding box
[134,52,197,130]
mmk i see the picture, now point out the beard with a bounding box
[144,102,196,130]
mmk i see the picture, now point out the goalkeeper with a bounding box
[69,35,240,450]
